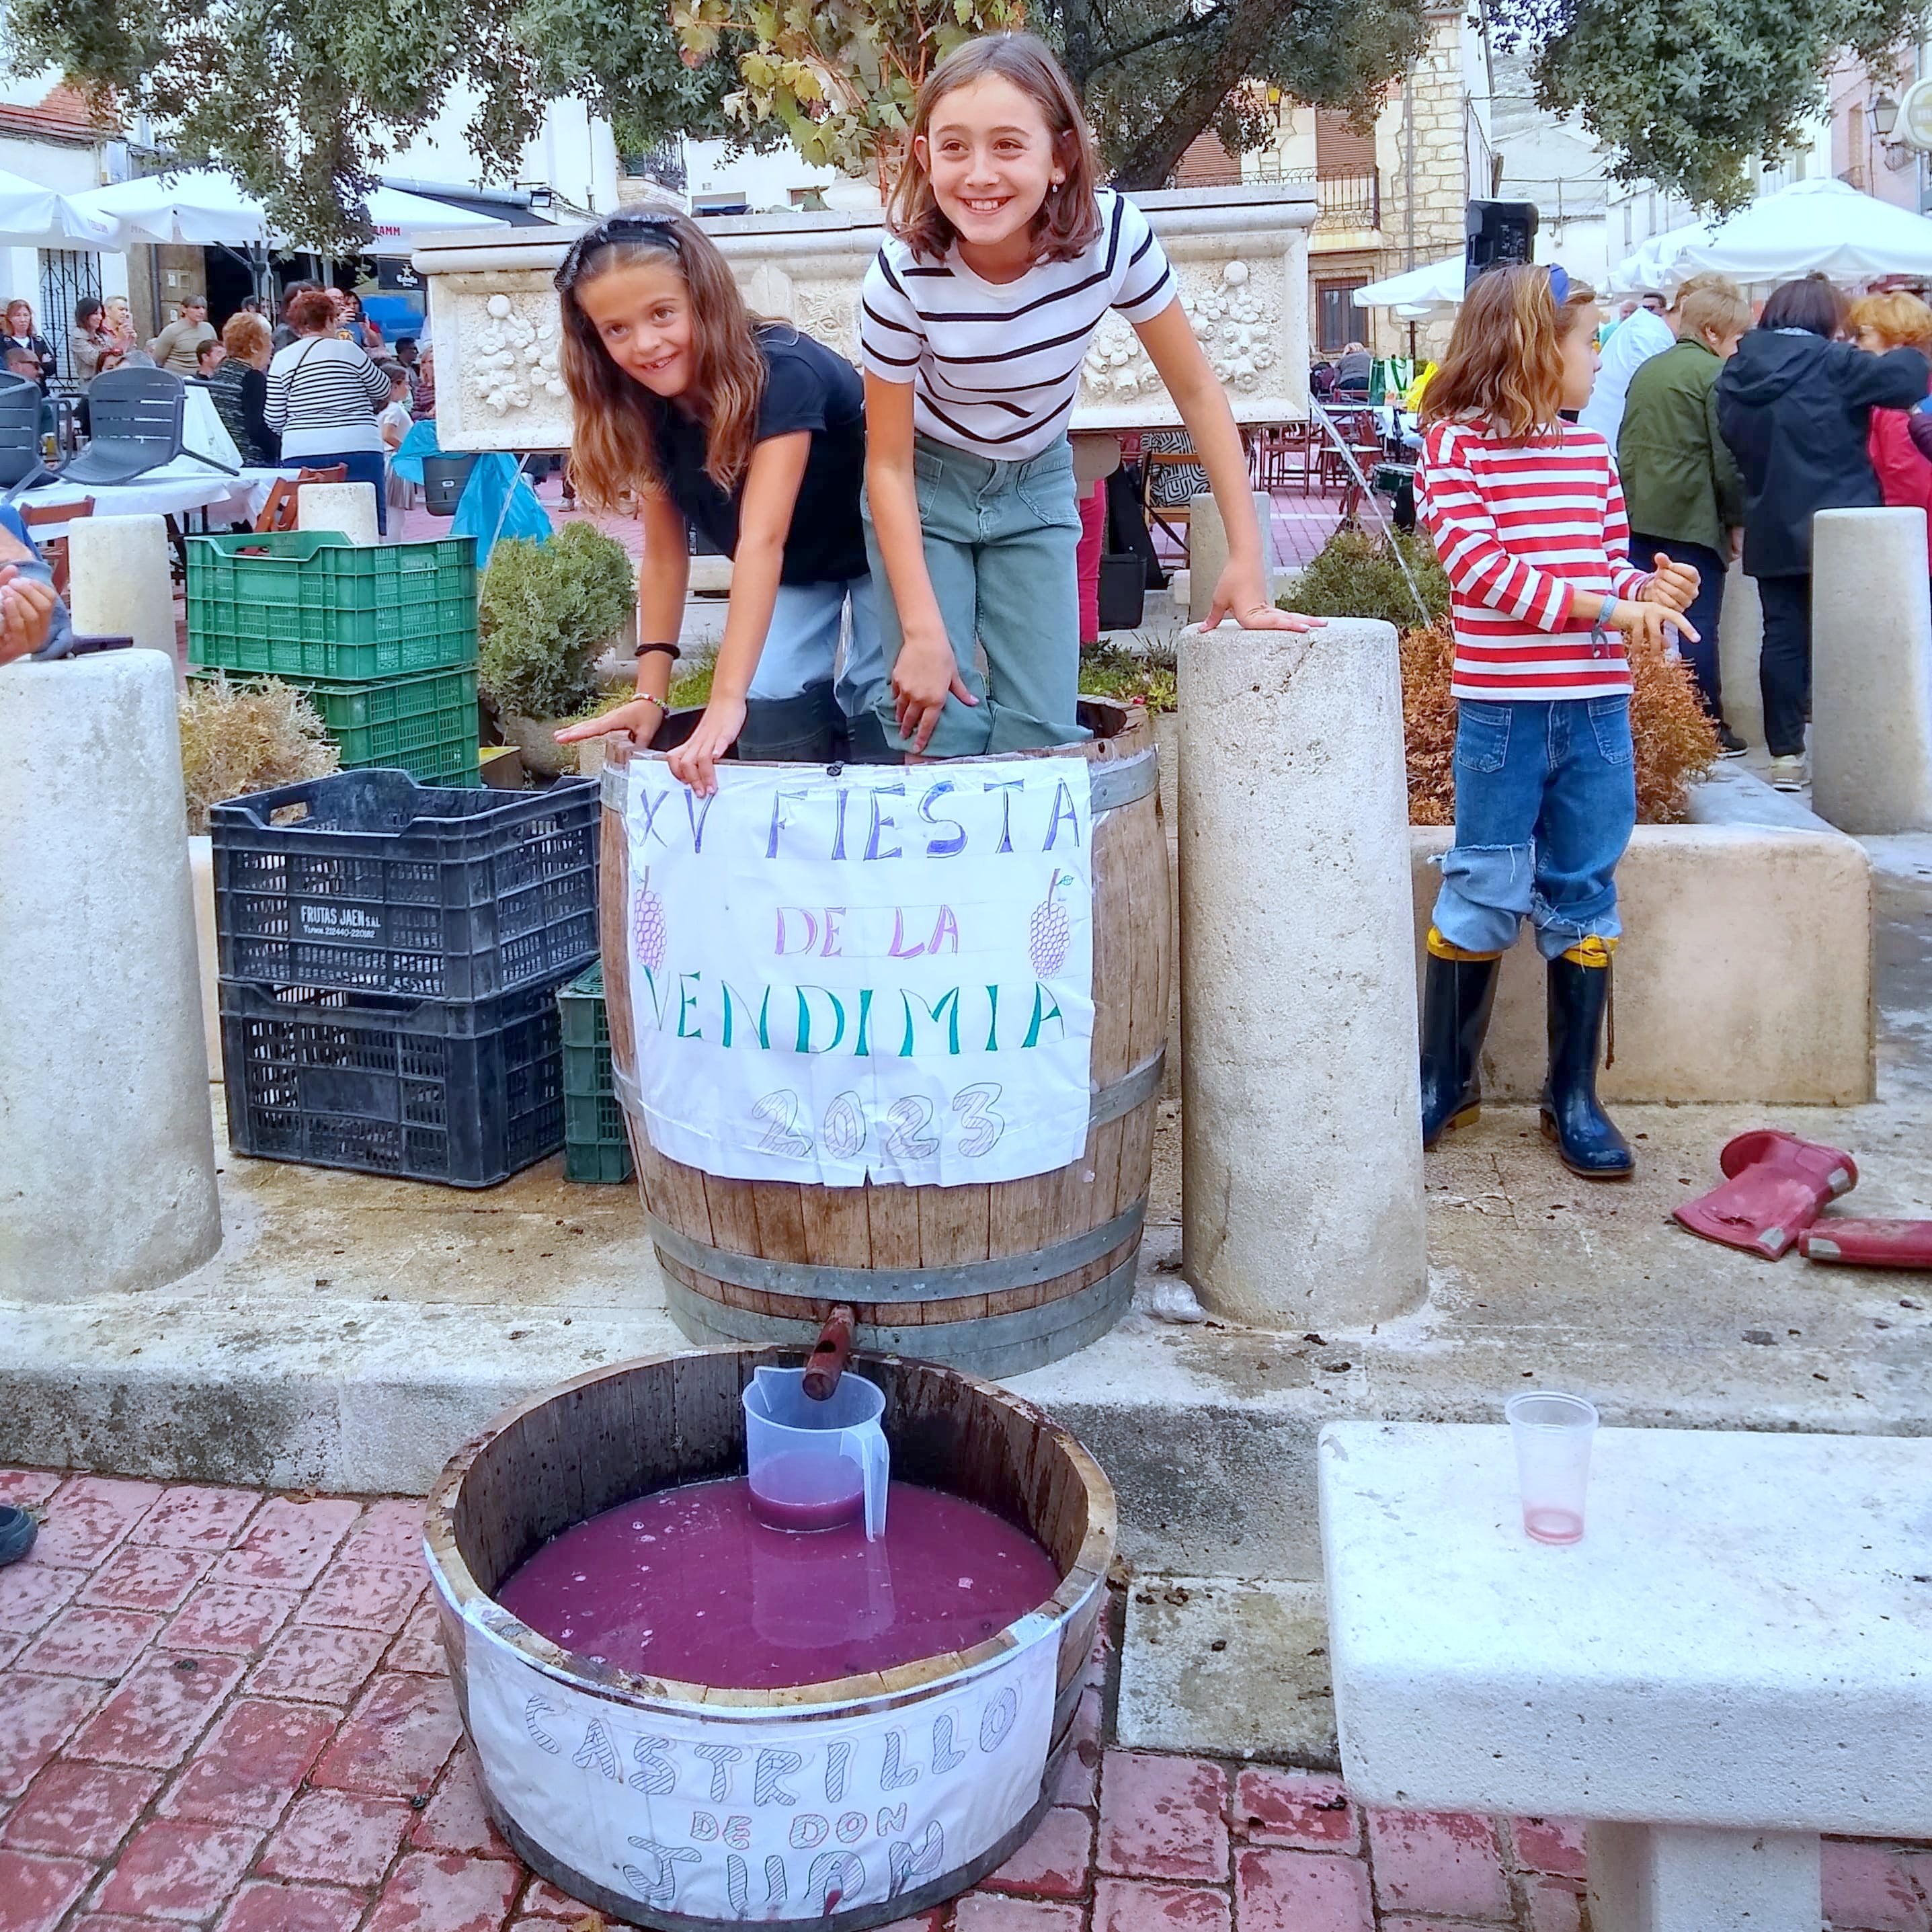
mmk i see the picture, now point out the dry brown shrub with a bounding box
[1399,622,1720,826]
[1400,622,1459,825]
[178,676,338,835]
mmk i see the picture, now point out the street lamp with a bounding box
[1873,91,1901,136]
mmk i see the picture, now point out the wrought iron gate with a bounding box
[40,249,104,381]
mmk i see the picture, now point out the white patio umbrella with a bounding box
[73,169,518,252]
[1611,177,1932,294]
[1355,253,1465,321]
[0,167,118,248]
[69,169,272,246]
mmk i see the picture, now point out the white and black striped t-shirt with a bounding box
[860,189,1175,461]
[263,335,390,458]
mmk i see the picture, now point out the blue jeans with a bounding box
[1629,532,1726,720]
[1431,697,1637,959]
[744,575,887,721]
[862,434,1086,756]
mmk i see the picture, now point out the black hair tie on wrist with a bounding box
[634,640,682,661]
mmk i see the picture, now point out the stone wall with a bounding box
[1379,7,1474,276]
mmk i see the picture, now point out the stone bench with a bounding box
[1318,1420,1932,1932]
[1407,823,1874,1104]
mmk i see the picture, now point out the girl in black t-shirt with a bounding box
[552,211,888,791]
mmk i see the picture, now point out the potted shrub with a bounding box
[479,522,637,777]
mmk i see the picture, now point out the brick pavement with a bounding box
[3,1467,1928,1932]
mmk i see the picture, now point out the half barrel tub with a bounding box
[598,698,1170,1375]
[425,1346,1117,1931]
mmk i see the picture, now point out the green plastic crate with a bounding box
[558,962,632,1184]
[190,666,482,788]
[187,530,478,680]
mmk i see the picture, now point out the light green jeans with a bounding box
[862,432,1089,757]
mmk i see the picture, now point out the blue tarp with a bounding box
[389,425,553,569]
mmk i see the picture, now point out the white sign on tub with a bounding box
[459,1601,1059,1921]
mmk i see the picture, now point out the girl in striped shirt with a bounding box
[860,33,1316,756]
[1416,264,1697,1179]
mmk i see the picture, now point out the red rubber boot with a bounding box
[1798,1219,1932,1268]
[1673,1130,1859,1259]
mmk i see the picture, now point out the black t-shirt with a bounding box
[654,327,867,586]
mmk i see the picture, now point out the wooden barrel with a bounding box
[598,698,1170,1377]
[425,1346,1115,1932]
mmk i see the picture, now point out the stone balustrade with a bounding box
[411,184,1318,453]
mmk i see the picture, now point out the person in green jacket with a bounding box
[1617,273,1753,754]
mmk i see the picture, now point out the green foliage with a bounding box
[670,0,1024,181]
[3,0,746,249]
[1053,0,1426,188]
[479,522,637,720]
[669,649,720,710]
[1496,0,1928,210]
[1078,636,1178,713]
[14,0,1906,230]
[1279,528,1449,633]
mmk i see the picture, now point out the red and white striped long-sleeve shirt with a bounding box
[1419,417,1650,700]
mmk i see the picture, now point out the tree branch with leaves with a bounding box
[669,0,1025,183]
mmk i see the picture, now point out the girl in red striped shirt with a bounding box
[1416,264,1697,1178]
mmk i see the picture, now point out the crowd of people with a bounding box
[1594,270,1932,787]
[0,278,436,528]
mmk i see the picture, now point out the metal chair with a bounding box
[64,368,238,487]
[0,373,56,499]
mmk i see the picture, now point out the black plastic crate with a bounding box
[219,977,567,1188]
[210,769,599,1001]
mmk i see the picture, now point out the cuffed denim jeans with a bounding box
[1431,696,1638,959]
[862,433,1088,757]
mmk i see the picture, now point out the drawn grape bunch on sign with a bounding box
[1029,869,1071,975]
[632,867,667,971]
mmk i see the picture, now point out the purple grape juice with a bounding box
[497,1477,1060,1689]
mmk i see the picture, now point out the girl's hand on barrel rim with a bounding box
[554,696,664,745]
[666,694,746,798]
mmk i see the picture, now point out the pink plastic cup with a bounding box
[1504,1391,1598,1545]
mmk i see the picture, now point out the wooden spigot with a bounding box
[802,1304,856,1401]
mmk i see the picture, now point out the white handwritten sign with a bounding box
[459,1601,1059,1922]
[625,758,1095,1186]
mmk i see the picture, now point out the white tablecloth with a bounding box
[17,465,299,540]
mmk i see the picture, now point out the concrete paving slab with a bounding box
[1117,1576,1335,1764]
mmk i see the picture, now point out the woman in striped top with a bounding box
[1416,264,1698,1179]
[860,33,1316,755]
[263,288,393,532]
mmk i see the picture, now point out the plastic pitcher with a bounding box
[742,1365,889,1541]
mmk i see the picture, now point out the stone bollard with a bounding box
[68,514,175,655]
[1186,489,1280,626]
[1179,620,1426,1328]
[0,649,223,1300]
[1811,508,1932,834]
[1716,559,1763,748]
[296,481,381,545]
